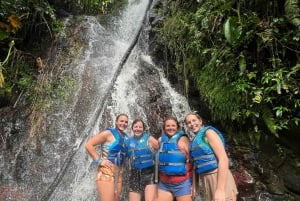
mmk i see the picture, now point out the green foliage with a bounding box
[0,40,14,88]
[223,17,242,45]
[0,0,59,48]
[59,0,122,15]
[50,75,77,101]
[0,0,121,109]
[0,57,35,99]
[155,0,300,138]
[28,75,77,110]
[285,0,300,29]
[18,75,34,90]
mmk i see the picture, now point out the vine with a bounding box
[154,0,300,139]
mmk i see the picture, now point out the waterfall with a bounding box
[46,0,195,199]
[47,48,194,201]
[1,0,204,200]
[46,1,155,200]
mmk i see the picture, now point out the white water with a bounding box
[46,0,153,200]
[54,47,194,201]
[0,0,203,200]
[46,0,198,198]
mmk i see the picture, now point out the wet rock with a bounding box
[232,165,256,201]
[281,162,300,195]
[0,185,28,201]
[284,173,300,195]
[233,165,255,187]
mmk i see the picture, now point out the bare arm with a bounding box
[85,130,110,160]
[148,136,159,151]
[158,137,161,144]
[206,129,229,200]
[177,135,190,157]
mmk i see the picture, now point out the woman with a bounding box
[126,119,159,201]
[184,113,238,201]
[85,113,129,201]
[156,116,193,201]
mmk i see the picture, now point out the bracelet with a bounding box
[91,157,102,167]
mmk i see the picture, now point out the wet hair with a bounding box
[116,113,128,121]
[131,118,146,131]
[163,116,180,130]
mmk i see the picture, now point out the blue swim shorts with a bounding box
[158,178,192,197]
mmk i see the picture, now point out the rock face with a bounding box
[0,17,90,200]
[146,2,300,201]
[0,107,31,201]
[0,185,28,201]
[133,59,172,137]
[1,1,300,201]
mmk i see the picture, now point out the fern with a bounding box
[262,106,278,137]
[285,0,300,29]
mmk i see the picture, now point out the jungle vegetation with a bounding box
[154,0,300,144]
[0,0,121,109]
[0,0,299,145]
[0,0,125,138]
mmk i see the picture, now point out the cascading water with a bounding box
[46,1,202,199]
[47,47,197,201]
[45,1,157,200]
[1,1,298,201]
[1,0,206,200]
[45,0,205,199]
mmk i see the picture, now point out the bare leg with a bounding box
[229,190,237,201]
[144,184,157,201]
[176,194,192,201]
[129,191,142,201]
[96,179,122,201]
[156,189,173,201]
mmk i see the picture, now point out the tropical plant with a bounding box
[0,0,124,107]
[154,0,300,139]
[0,40,14,88]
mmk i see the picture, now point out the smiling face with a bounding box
[184,114,203,133]
[115,114,129,132]
[164,118,179,136]
[132,120,144,138]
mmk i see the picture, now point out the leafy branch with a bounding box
[0,40,14,87]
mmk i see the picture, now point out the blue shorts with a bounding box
[158,178,192,197]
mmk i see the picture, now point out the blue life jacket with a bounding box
[102,128,128,166]
[126,133,155,169]
[159,131,187,175]
[190,126,225,174]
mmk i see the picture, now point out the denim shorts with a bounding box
[158,178,192,197]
